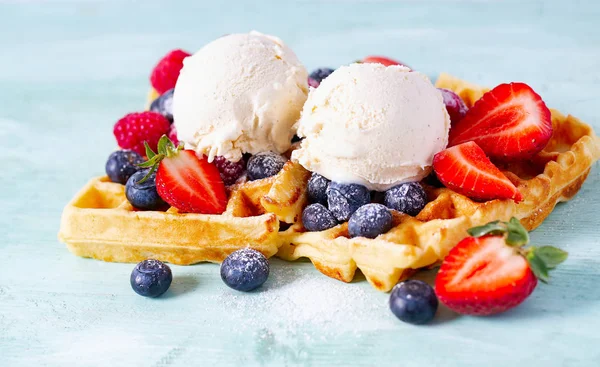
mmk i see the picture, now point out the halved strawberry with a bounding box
[433,141,522,202]
[362,55,410,69]
[435,218,568,316]
[139,136,227,214]
[449,82,552,161]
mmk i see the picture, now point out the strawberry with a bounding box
[150,49,191,95]
[433,141,522,202]
[362,55,410,69]
[113,111,171,156]
[138,136,227,214]
[435,218,568,316]
[448,82,552,161]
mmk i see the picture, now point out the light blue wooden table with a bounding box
[1,1,599,366]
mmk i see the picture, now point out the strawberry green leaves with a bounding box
[467,217,567,283]
[506,217,530,246]
[468,217,529,246]
[534,246,569,268]
[136,135,183,184]
[527,246,569,283]
[526,250,550,283]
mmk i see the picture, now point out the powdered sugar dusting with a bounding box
[247,151,287,180]
[214,261,394,335]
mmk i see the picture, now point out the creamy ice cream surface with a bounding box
[173,31,308,162]
[292,63,450,191]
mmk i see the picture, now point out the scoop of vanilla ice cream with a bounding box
[173,31,308,162]
[292,63,450,191]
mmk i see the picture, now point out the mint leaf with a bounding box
[467,221,506,237]
[535,246,568,269]
[527,250,549,283]
[506,217,529,247]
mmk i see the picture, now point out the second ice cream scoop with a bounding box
[292,63,450,191]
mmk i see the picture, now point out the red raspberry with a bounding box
[150,49,191,94]
[168,124,179,145]
[213,156,247,186]
[113,111,170,156]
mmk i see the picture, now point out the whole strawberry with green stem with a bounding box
[435,217,568,316]
[138,136,228,214]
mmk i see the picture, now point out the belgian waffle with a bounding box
[276,73,600,292]
[58,161,310,265]
[59,74,600,292]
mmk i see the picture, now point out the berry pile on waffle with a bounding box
[59,32,599,321]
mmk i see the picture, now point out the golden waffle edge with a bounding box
[275,73,600,292]
[58,161,310,265]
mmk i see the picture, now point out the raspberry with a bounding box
[213,156,246,186]
[150,49,191,94]
[168,124,179,145]
[113,111,170,156]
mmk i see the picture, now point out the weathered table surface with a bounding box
[1,1,599,366]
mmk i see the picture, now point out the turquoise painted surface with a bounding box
[1,1,599,366]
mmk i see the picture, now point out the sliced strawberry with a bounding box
[435,218,568,316]
[362,55,410,69]
[140,136,227,214]
[435,235,537,316]
[433,141,522,202]
[448,82,552,161]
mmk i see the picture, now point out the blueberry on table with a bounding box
[246,152,287,181]
[348,203,393,238]
[307,173,331,205]
[130,259,173,298]
[220,248,270,292]
[389,280,438,325]
[302,203,338,232]
[149,88,175,122]
[105,150,144,184]
[125,169,169,211]
[326,182,370,222]
[384,182,428,216]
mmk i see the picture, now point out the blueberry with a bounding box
[213,156,246,186]
[384,182,428,216]
[125,170,169,211]
[326,182,370,222]
[246,152,287,181]
[130,259,172,298]
[150,88,174,122]
[308,68,335,88]
[105,150,144,184]
[307,173,330,205]
[389,280,438,325]
[220,248,269,292]
[302,203,338,232]
[348,203,393,238]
